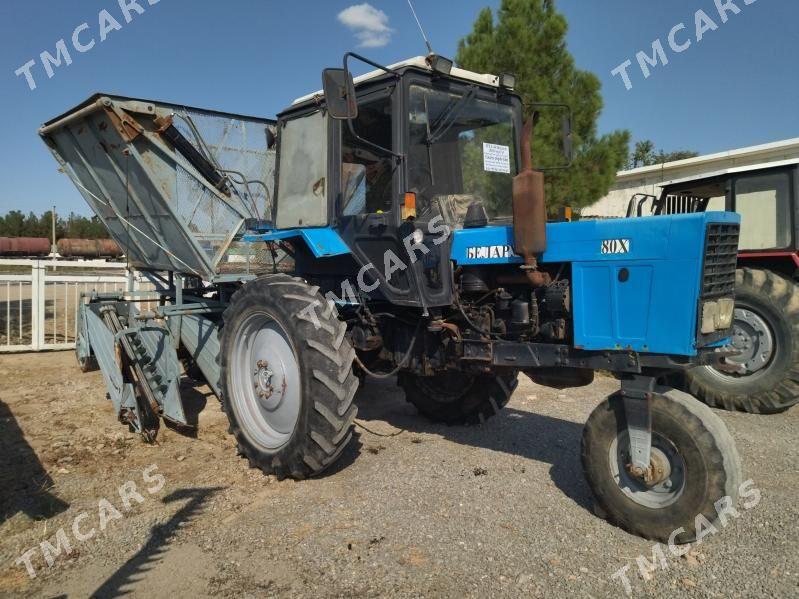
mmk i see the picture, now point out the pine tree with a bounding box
[456,0,630,212]
[630,140,656,169]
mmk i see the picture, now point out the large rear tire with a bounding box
[686,268,799,414]
[582,387,742,543]
[218,275,358,479]
[399,371,518,425]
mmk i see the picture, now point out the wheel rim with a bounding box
[705,307,774,381]
[609,432,686,509]
[230,311,301,450]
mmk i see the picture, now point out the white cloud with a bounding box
[337,3,393,48]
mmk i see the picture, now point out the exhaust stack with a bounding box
[512,113,548,286]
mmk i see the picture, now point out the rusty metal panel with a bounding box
[39,94,276,279]
[56,238,122,258]
[0,237,51,256]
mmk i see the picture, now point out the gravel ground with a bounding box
[0,351,797,598]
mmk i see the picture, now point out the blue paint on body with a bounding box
[451,212,740,356]
[243,227,350,258]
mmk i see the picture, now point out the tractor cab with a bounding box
[257,54,564,309]
[627,164,798,261]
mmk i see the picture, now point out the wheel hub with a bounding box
[626,447,672,486]
[254,359,275,400]
[231,312,301,448]
[611,433,686,508]
[713,308,774,377]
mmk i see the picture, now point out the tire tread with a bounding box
[217,274,358,479]
[686,268,799,414]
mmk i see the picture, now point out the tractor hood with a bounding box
[452,211,741,356]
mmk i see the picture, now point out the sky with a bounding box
[0,0,797,216]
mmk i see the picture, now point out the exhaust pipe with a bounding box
[512,113,548,286]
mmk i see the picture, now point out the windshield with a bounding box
[408,84,517,225]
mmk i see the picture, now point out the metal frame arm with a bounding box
[620,375,655,471]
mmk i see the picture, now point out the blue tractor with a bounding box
[40,53,742,542]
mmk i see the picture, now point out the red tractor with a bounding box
[628,162,799,414]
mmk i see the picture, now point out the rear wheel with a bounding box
[399,371,518,425]
[582,387,742,543]
[686,268,799,414]
[218,275,358,479]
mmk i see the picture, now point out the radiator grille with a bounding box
[701,223,739,299]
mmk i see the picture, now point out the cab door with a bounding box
[333,87,419,304]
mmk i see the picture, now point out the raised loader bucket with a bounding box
[39,94,276,280]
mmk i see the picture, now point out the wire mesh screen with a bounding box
[218,241,295,276]
[171,108,276,272]
[42,95,278,279]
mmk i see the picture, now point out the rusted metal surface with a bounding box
[153,114,173,132]
[102,100,144,143]
[57,238,122,258]
[0,237,51,256]
[512,114,548,286]
[495,271,552,287]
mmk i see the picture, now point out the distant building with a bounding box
[583,137,799,219]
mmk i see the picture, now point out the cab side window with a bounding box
[735,171,792,250]
[340,96,394,216]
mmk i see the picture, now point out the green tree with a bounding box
[0,210,109,239]
[456,0,630,212]
[655,149,699,164]
[0,210,25,236]
[23,212,43,237]
[628,139,699,168]
[630,140,655,169]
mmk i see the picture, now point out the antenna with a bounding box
[407,0,434,55]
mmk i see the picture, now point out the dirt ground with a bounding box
[0,351,796,598]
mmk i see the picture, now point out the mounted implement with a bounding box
[41,54,744,543]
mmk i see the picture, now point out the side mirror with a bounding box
[322,68,358,120]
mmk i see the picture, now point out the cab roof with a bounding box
[291,56,504,106]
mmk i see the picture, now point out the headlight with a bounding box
[717,298,734,329]
[701,298,735,334]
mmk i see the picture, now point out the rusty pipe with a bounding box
[513,113,547,286]
[495,270,551,287]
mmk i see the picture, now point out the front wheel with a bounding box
[218,275,359,479]
[582,387,742,543]
[686,268,799,414]
[399,371,518,425]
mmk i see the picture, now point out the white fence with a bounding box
[0,259,148,353]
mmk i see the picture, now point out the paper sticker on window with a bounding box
[483,143,511,174]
